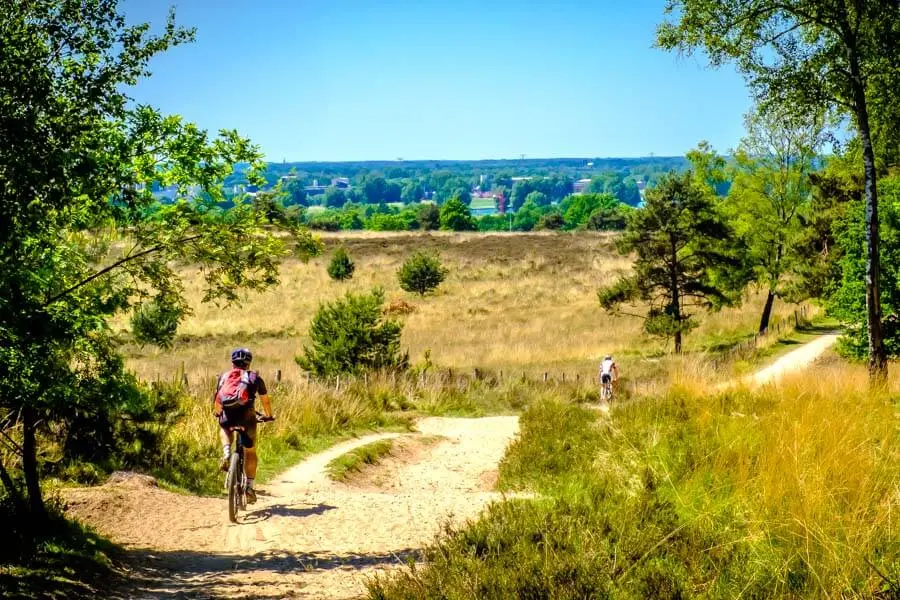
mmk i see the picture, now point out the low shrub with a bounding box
[327,246,355,281]
[397,251,447,296]
[297,288,409,377]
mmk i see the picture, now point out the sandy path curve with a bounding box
[65,416,519,599]
[748,333,839,386]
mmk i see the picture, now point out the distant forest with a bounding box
[224,156,692,206]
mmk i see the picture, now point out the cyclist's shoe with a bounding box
[220,456,230,472]
[245,487,257,505]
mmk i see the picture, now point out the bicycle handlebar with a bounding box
[255,413,275,423]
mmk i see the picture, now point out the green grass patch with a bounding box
[370,377,899,598]
[0,500,119,600]
[326,438,395,481]
[498,397,603,493]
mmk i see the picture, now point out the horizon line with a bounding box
[260,155,689,164]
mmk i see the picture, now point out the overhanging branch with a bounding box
[42,234,203,307]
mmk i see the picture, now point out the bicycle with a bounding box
[225,412,275,524]
[600,377,614,403]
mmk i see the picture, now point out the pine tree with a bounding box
[599,171,743,353]
[297,288,408,376]
[398,251,448,296]
[327,246,355,281]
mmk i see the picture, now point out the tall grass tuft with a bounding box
[370,362,900,598]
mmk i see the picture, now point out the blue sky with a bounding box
[124,0,751,162]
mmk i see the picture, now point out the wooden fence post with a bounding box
[276,369,282,383]
[543,372,548,383]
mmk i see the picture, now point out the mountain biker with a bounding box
[214,348,273,505]
[598,354,618,398]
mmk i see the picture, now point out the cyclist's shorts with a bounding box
[601,373,612,384]
[218,404,257,448]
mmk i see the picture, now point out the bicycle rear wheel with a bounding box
[226,452,241,523]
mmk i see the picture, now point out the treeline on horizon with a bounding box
[155,155,694,233]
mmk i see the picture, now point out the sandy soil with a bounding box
[64,416,519,599]
[63,335,837,599]
[748,333,839,386]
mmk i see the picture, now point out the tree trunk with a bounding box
[848,47,887,383]
[22,407,45,521]
[0,457,26,516]
[759,290,776,334]
[670,235,682,354]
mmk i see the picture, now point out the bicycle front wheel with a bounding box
[226,452,241,523]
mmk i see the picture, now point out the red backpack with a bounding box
[215,368,255,412]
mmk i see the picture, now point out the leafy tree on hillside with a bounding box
[536,212,565,230]
[398,251,448,296]
[599,172,742,353]
[401,181,424,204]
[587,204,631,231]
[0,0,321,521]
[830,176,900,358]
[525,191,550,208]
[454,188,473,205]
[359,175,389,204]
[367,213,409,231]
[439,197,476,231]
[297,288,408,376]
[327,247,355,281]
[417,203,440,230]
[513,199,545,232]
[657,0,900,379]
[725,105,825,333]
[324,186,347,208]
[561,193,618,229]
[790,165,857,301]
[510,181,532,211]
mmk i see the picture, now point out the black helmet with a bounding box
[231,348,253,365]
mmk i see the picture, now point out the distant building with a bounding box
[332,177,351,189]
[573,178,591,194]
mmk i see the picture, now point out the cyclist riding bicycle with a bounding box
[214,348,273,505]
[598,354,618,400]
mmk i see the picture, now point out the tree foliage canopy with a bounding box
[0,0,320,518]
[599,172,742,352]
[398,251,448,296]
[657,0,900,377]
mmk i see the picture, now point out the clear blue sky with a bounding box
[124,0,751,162]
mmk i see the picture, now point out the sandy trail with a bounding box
[747,333,839,386]
[64,335,837,599]
[65,416,519,599]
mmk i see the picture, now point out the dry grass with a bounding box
[371,359,899,598]
[120,231,807,386]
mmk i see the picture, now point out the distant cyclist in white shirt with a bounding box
[598,354,618,401]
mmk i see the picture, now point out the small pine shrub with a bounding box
[297,288,409,376]
[327,246,355,281]
[397,251,447,296]
[131,299,187,348]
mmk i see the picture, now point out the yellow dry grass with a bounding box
[120,231,808,385]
